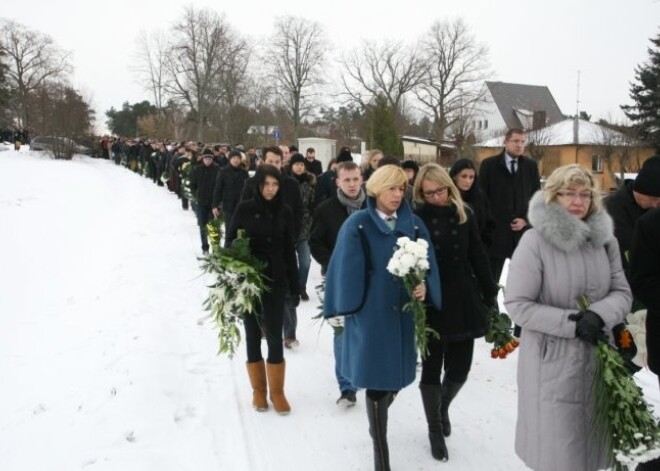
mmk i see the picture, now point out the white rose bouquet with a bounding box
[386,236,438,358]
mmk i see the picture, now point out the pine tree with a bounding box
[367,95,404,156]
[621,31,660,151]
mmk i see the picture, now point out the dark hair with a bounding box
[254,164,283,203]
[289,145,298,152]
[505,128,525,140]
[449,158,481,203]
[306,147,315,153]
[263,146,283,159]
[326,157,337,171]
[378,155,401,167]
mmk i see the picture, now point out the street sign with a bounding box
[272,129,282,140]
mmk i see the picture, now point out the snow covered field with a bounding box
[1,148,659,471]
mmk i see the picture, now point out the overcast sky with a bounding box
[4,0,660,133]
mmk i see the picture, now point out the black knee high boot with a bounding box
[366,393,393,471]
[419,384,449,461]
[440,378,465,437]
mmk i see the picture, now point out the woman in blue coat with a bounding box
[324,165,442,471]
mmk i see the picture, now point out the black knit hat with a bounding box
[336,146,353,163]
[227,149,243,160]
[289,153,306,166]
[633,156,660,197]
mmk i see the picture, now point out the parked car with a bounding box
[30,136,91,155]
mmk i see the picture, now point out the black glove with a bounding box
[568,310,607,345]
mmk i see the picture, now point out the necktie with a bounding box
[510,160,517,175]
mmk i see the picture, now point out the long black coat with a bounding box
[629,207,660,375]
[212,164,249,214]
[189,163,220,207]
[479,151,540,259]
[309,195,366,272]
[416,203,498,341]
[241,174,303,240]
[604,180,646,274]
[225,196,299,296]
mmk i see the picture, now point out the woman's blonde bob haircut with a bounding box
[543,164,602,218]
[365,164,408,198]
[413,163,468,224]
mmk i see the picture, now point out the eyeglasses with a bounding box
[557,191,593,201]
[423,187,448,198]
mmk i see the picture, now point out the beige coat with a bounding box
[504,192,631,471]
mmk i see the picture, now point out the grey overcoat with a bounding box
[504,191,632,471]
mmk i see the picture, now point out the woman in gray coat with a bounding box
[504,164,631,471]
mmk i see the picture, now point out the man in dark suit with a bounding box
[479,128,540,285]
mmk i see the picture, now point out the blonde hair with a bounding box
[413,163,468,224]
[543,164,602,217]
[366,165,407,197]
[363,149,384,171]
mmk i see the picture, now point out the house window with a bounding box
[592,154,603,173]
[484,119,488,129]
[478,121,482,130]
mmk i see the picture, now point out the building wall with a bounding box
[402,141,438,164]
[469,88,508,142]
[297,137,336,171]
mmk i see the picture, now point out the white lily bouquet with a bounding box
[200,228,268,358]
[577,296,660,468]
[386,236,438,358]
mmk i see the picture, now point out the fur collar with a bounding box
[527,191,614,252]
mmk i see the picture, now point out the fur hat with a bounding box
[634,156,660,197]
[289,153,306,166]
[201,152,214,160]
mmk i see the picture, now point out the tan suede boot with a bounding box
[266,360,291,415]
[246,360,268,412]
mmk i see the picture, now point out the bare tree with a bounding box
[265,16,328,141]
[163,6,249,141]
[415,18,490,143]
[0,20,71,130]
[340,39,425,118]
[133,30,168,111]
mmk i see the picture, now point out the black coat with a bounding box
[314,169,337,205]
[478,151,540,259]
[241,174,303,240]
[604,180,646,275]
[190,163,220,207]
[309,195,366,272]
[629,207,660,375]
[225,196,299,296]
[459,186,495,248]
[416,204,498,341]
[212,164,249,215]
[304,159,323,176]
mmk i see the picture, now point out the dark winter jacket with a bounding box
[225,195,299,296]
[479,151,540,259]
[190,163,220,207]
[629,207,660,375]
[304,159,323,176]
[212,164,249,215]
[290,171,316,241]
[416,203,497,341]
[309,195,366,272]
[241,174,303,240]
[604,180,647,275]
[315,169,337,205]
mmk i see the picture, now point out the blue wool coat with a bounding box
[323,197,442,391]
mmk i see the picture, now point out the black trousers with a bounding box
[420,337,474,385]
[244,286,286,364]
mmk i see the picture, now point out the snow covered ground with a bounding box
[1,149,658,471]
